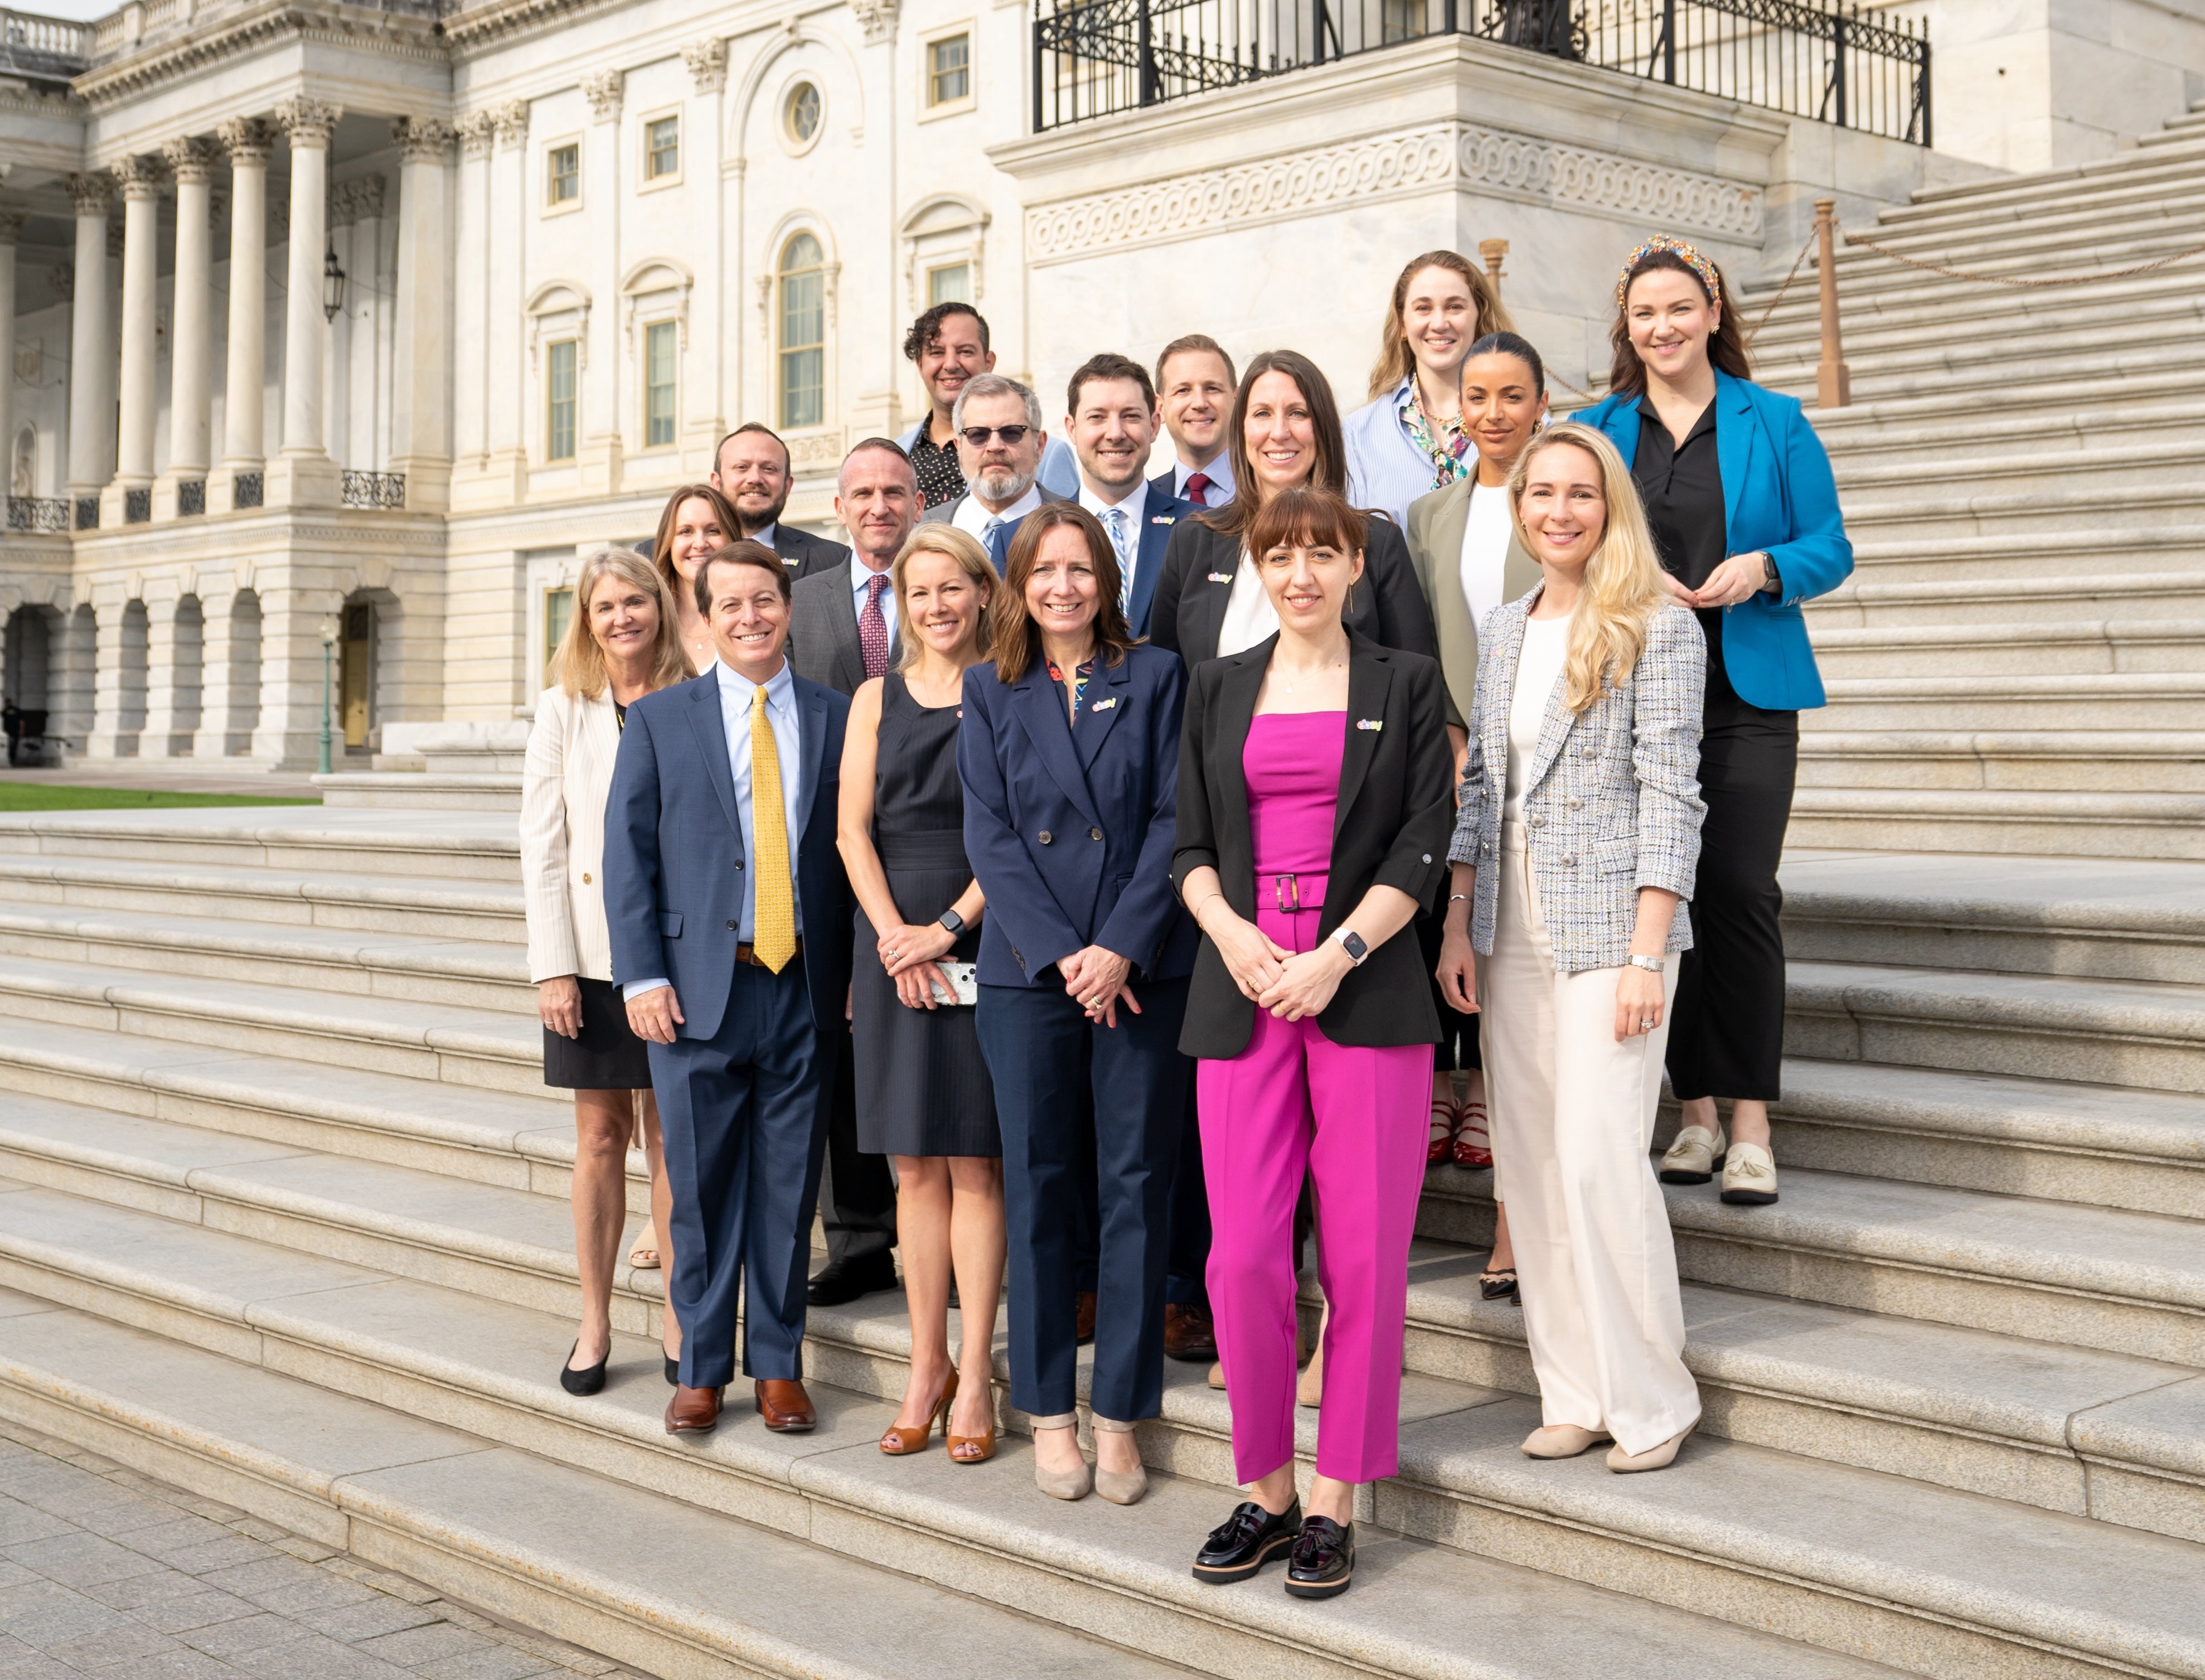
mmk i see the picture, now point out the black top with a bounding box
[1148,516,1439,669]
[872,671,975,882]
[1632,396,1737,704]
[1171,632,1453,1059]
[908,423,967,510]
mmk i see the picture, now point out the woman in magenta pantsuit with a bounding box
[1172,487,1454,1601]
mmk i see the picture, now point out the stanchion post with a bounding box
[1814,198,1850,409]
[1479,238,1508,301]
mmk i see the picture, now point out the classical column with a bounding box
[103,153,164,526]
[576,75,619,495]
[482,99,530,497]
[154,137,217,520]
[0,211,21,520]
[268,96,342,509]
[390,118,455,512]
[62,173,113,519]
[210,118,272,513]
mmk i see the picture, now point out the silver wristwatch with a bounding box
[1626,954,1665,973]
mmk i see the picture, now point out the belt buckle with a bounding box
[1273,873,1300,913]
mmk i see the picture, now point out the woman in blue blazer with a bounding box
[1576,235,1852,1209]
[959,501,1198,1507]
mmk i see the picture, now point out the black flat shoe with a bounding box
[665,1354,680,1387]
[1285,1516,1354,1600]
[559,1342,608,1397]
[1480,1267,1519,1302]
[1193,1499,1301,1584]
[807,1254,899,1308]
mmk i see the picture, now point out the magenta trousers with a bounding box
[1198,902,1434,1486]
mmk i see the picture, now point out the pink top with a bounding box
[1244,711,1345,908]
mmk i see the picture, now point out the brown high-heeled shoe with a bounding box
[947,1400,997,1465]
[880,1368,958,1455]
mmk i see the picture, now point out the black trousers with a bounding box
[1418,915,1480,1073]
[817,1028,898,1268]
[1666,689,1798,1103]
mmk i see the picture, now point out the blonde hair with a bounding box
[891,525,994,671]
[1365,250,1516,400]
[553,545,689,698]
[1506,422,1670,714]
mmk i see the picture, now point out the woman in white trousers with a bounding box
[1435,421,1707,1472]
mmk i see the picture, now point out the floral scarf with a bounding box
[1398,382,1474,487]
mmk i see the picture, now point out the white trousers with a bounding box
[1480,822,1700,1455]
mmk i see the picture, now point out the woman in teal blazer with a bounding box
[1575,235,1852,1210]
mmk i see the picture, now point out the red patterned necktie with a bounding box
[859,572,891,679]
[1184,471,1213,507]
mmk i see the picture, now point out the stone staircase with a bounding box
[1739,101,2205,858]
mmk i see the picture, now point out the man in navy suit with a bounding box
[1065,352,1195,641]
[603,540,854,1439]
[1146,335,1238,510]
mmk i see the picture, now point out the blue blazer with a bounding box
[1577,370,1852,711]
[1126,487,1195,639]
[601,667,854,1040]
[958,641,1198,990]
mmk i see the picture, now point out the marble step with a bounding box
[0,1289,1912,1680]
[1810,619,2205,679]
[0,950,544,1097]
[1798,733,2205,798]
[1787,790,2205,861]
[1894,134,2205,210]
[1833,447,2205,510]
[1843,525,2205,586]
[0,807,523,883]
[1812,397,2205,468]
[1797,348,2205,430]
[1808,569,2205,628]
[1739,279,2205,371]
[1813,673,2205,731]
[0,897,534,1011]
[0,850,527,942]
[3,1190,2202,1679]
[316,772,524,814]
[1836,478,2205,541]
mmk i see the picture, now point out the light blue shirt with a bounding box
[851,558,899,647]
[1172,456,1234,504]
[623,655,807,1000]
[1078,480,1148,610]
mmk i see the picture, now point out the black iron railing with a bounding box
[178,478,205,517]
[341,469,406,510]
[73,495,97,530]
[1033,0,1930,143]
[123,487,150,524]
[232,471,263,511]
[5,496,69,533]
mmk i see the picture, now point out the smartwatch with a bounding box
[938,909,966,937]
[1330,928,1370,966]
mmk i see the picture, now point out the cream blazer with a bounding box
[520,684,626,984]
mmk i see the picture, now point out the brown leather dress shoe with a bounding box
[755,1378,817,1432]
[1075,1290,1097,1346]
[664,1383,723,1435]
[1164,1303,1219,1363]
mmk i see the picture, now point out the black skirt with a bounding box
[542,976,654,1091]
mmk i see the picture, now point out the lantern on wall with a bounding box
[322,243,347,323]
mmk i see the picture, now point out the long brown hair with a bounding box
[1607,248,1751,400]
[553,546,690,698]
[989,502,1133,684]
[1365,250,1515,400]
[1199,349,1349,543]
[650,482,741,604]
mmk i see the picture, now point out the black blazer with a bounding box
[1149,515,1438,669]
[1171,632,1453,1059]
[773,524,852,582]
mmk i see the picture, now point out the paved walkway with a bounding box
[0,1422,647,1679]
[0,765,321,797]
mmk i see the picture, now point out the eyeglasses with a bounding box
[959,425,1032,448]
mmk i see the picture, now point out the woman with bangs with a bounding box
[648,482,742,675]
[1436,422,1707,1475]
[1174,487,1452,1600]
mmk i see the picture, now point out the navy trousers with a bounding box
[650,956,827,1389]
[977,976,1190,1422]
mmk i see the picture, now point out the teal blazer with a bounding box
[1577,370,1850,711]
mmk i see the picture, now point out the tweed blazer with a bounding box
[1447,589,1707,972]
[520,684,626,984]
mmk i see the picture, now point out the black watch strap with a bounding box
[938,909,966,936]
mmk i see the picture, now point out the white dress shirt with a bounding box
[851,556,899,645]
[1458,480,1516,630]
[952,484,1044,543]
[1078,480,1148,609]
[1173,456,1235,505]
[623,655,807,999]
[1215,545,1280,659]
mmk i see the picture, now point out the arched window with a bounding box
[777,233,825,430]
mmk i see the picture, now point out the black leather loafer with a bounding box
[1285,1516,1354,1599]
[1194,1499,1301,1584]
[806,1254,899,1308]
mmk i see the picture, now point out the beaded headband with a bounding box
[1615,235,1723,308]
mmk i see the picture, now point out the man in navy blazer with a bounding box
[603,540,854,1439]
[1063,351,1195,641]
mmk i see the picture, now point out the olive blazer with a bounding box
[1148,516,1438,669]
[1402,477,1544,730]
[1171,631,1455,1060]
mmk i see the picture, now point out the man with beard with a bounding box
[918,374,1070,570]
[895,304,1077,511]
[712,423,851,581]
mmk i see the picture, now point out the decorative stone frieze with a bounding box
[682,38,728,93]
[66,172,113,216]
[161,135,219,185]
[455,112,497,157]
[492,98,531,147]
[274,96,343,148]
[331,176,387,227]
[580,72,623,122]
[850,0,899,45]
[215,116,274,164]
[392,118,458,163]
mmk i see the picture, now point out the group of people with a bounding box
[518,234,1850,1602]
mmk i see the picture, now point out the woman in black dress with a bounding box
[837,524,1005,1465]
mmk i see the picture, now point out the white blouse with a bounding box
[1458,480,1516,629]
[1215,546,1281,657]
[1504,614,1571,827]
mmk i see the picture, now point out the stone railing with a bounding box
[341,469,408,510]
[0,7,92,83]
[5,496,70,533]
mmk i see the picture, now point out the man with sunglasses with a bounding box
[896,304,1077,511]
[918,374,1071,572]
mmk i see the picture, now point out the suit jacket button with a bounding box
[726,919,738,931]
[581,872,592,884]
[1038,830,1053,845]
[1563,855,1577,868]
[1089,827,1103,841]
[734,859,745,869]
[1421,853,1431,864]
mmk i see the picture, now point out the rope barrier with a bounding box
[1837,221,2205,285]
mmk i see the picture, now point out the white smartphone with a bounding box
[930,961,979,1007]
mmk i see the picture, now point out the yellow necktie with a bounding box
[748,692,797,973]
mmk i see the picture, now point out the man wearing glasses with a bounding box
[919,374,1072,573]
[897,305,1078,511]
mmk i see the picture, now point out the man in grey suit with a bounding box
[714,423,851,582]
[917,374,1072,572]
[784,437,919,1306]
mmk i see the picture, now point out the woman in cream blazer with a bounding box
[522,544,690,1396]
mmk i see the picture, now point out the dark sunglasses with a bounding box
[959,424,1032,447]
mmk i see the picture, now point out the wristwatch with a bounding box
[1760,552,1782,596]
[1626,953,1665,973]
[938,909,966,937]
[1330,928,1371,966]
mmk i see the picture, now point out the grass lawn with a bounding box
[0,785,319,811]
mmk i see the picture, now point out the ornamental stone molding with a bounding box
[580,71,624,122]
[392,118,458,164]
[683,37,729,93]
[111,153,168,198]
[455,112,497,157]
[161,135,220,185]
[850,0,899,45]
[331,176,387,226]
[216,116,275,165]
[1023,122,1761,263]
[492,98,531,147]
[274,96,343,148]
[66,173,112,216]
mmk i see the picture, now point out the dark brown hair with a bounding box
[1199,349,1349,543]
[713,422,788,476]
[694,539,791,614]
[902,302,990,362]
[1154,333,1237,393]
[1366,251,1514,400]
[651,483,742,603]
[1607,249,1752,400]
[1065,352,1156,417]
[988,502,1133,685]
[1246,486,1369,564]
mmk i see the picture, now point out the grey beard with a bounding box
[975,464,1035,504]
